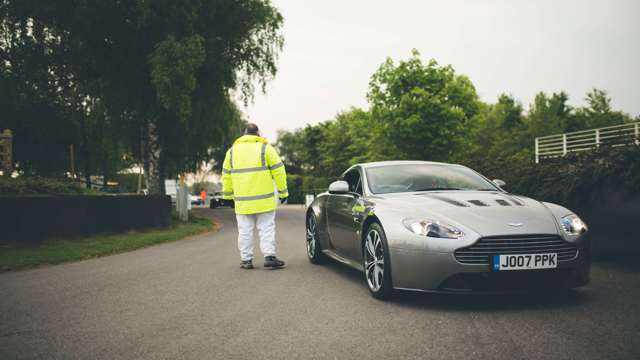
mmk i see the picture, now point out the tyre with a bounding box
[363,222,393,300]
[210,201,217,209]
[306,212,326,264]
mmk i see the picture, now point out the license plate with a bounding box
[492,253,557,271]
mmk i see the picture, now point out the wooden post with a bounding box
[534,137,540,164]
[137,164,143,194]
[0,129,13,176]
[635,122,639,146]
[69,144,76,179]
[562,134,567,156]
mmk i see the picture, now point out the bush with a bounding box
[468,145,640,209]
[0,176,99,196]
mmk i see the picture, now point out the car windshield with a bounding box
[365,164,498,194]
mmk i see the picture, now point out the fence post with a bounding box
[635,122,639,146]
[595,129,600,148]
[534,137,540,164]
[562,134,567,156]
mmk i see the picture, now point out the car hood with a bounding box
[373,191,560,236]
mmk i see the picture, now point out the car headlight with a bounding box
[402,218,464,239]
[560,214,587,235]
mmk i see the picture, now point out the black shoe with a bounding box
[240,260,254,269]
[264,256,285,269]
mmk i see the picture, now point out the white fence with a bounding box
[535,122,639,163]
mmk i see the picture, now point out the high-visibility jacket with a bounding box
[221,135,288,214]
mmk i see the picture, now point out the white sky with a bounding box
[242,0,640,142]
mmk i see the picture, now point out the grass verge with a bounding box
[0,214,216,272]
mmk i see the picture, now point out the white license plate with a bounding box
[492,253,557,271]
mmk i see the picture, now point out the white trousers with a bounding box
[236,211,277,261]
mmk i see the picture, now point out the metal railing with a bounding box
[535,121,639,163]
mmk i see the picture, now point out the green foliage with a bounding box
[471,146,640,209]
[150,35,207,120]
[0,177,98,196]
[368,50,481,161]
[0,0,284,191]
[276,51,638,203]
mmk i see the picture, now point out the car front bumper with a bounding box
[389,238,590,293]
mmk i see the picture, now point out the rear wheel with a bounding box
[363,223,393,300]
[306,212,325,264]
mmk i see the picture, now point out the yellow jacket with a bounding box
[221,135,288,214]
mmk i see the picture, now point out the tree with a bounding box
[460,94,527,164]
[571,89,631,130]
[367,50,481,162]
[1,0,284,194]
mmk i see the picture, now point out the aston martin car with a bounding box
[305,161,590,299]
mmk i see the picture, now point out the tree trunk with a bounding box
[143,119,165,195]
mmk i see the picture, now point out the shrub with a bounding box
[0,176,99,196]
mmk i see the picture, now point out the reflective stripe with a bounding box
[222,168,231,174]
[230,166,269,174]
[269,162,284,170]
[222,192,233,196]
[234,192,275,201]
[261,143,267,167]
[229,147,234,169]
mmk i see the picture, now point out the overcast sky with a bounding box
[242,0,640,142]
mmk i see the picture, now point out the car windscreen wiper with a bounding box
[414,187,463,192]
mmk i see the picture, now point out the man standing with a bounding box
[221,123,288,269]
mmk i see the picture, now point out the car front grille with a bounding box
[454,234,578,265]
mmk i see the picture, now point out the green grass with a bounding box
[0,215,215,272]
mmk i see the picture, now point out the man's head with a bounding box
[244,123,260,136]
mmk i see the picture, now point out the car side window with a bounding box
[343,169,362,195]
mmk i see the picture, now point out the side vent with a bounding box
[422,194,470,207]
[468,200,489,207]
[495,199,511,206]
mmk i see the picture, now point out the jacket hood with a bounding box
[374,191,560,236]
[234,135,269,144]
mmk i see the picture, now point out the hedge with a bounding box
[0,195,171,242]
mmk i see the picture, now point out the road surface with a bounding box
[1,206,638,359]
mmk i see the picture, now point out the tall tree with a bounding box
[1,0,283,194]
[367,50,481,162]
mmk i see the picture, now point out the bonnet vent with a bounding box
[468,200,489,207]
[422,194,469,207]
[495,199,511,206]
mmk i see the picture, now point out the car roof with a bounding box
[356,160,461,169]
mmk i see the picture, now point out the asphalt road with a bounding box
[1,206,639,360]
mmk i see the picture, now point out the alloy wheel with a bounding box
[306,214,317,259]
[364,229,384,292]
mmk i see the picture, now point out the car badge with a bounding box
[508,222,524,227]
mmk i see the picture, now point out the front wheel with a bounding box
[306,212,325,264]
[363,223,393,300]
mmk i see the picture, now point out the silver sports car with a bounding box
[305,161,590,299]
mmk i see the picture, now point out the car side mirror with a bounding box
[328,180,350,194]
[492,179,506,188]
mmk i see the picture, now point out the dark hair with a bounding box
[244,123,259,135]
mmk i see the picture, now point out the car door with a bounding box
[327,168,363,260]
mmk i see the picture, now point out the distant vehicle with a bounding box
[189,194,202,205]
[306,161,590,299]
[103,181,123,194]
[209,191,234,209]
